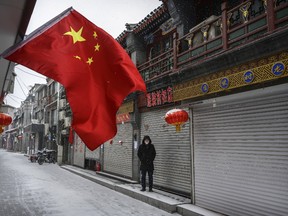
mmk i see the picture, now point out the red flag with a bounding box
[2,8,146,150]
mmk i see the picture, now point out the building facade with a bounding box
[100,0,288,215]
[1,1,287,215]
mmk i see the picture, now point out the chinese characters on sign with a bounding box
[146,86,173,107]
[116,113,131,124]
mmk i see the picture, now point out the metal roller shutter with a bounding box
[85,146,100,160]
[141,107,191,196]
[73,134,85,168]
[192,84,288,216]
[103,123,133,178]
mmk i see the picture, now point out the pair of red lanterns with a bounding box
[0,113,12,134]
[164,109,189,132]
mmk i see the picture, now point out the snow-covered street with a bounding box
[0,149,180,216]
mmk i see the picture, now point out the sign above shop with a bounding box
[116,113,131,124]
[173,52,288,102]
[146,86,173,107]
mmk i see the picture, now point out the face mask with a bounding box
[144,140,149,144]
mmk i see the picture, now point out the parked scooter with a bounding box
[29,153,38,163]
[37,148,56,165]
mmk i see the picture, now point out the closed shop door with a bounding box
[192,84,288,216]
[103,123,133,178]
[73,134,85,168]
[141,107,191,196]
[85,146,100,160]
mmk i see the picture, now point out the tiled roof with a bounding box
[116,4,167,42]
[133,4,166,33]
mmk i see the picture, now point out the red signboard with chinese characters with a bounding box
[116,113,131,124]
[146,86,173,107]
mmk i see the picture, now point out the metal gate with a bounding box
[103,123,133,178]
[192,84,288,216]
[141,107,191,196]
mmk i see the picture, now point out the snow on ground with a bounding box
[0,149,180,216]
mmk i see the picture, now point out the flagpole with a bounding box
[0,7,74,58]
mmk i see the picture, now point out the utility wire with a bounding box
[7,95,19,104]
[16,75,29,91]
[8,94,25,100]
[15,66,47,80]
[16,77,27,97]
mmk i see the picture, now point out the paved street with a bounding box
[0,149,179,216]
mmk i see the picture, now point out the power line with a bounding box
[7,95,20,104]
[8,94,25,100]
[16,77,27,97]
[16,75,29,91]
[15,66,47,80]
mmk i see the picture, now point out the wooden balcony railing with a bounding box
[138,0,288,81]
[138,48,174,81]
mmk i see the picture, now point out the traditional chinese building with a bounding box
[55,1,288,215]
[105,0,288,215]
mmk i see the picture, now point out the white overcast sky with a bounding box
[5,0,162,108]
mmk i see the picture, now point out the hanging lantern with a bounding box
[0,113,12,134]
[165,109,189,132]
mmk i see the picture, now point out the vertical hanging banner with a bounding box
[1,8,146,150]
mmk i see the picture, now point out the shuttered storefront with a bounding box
[192,84,288,216]
[141,107,191,196]
[85,146,100,161]
[103,123,133,178]
[84,145,101,170]
[73,134,85,168]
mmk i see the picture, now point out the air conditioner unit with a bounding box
[59,111,65,120]
[59,99,67,109]
[64,117,71,127]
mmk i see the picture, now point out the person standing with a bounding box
[137,135,156,192]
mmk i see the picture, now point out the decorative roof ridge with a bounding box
[133,4,166,33]
[116,4,166,42]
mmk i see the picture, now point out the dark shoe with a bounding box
[149,188,153,192]
[140,188,146,192]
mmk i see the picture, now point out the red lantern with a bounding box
[0,113,12,134]
[165,109,189,132]
[0,113,12,126]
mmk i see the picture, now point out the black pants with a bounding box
[141,169,153,189]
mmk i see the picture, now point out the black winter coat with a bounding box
[137,143,156,171]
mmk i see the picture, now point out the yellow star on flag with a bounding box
[74,55,81,60]
[94,43,100,51]
[86,57,93,65]
[93,31,98,38]
[64,26,86,44]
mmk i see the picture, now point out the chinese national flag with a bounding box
[2,8,146,150]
